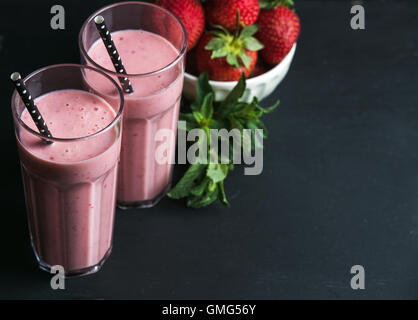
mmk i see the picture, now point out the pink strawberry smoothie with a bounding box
[86,29,183,206]
[17,89,121,272]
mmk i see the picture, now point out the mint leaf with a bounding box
[207,163,229,183]
[217,181,229,206]
[229,115,244,131]
[200,93,214,121]
[192,111,205,125]
[218,73,246,116]
[180,112,198,131]
[171,72,278,209]
[186,180,219,208]
[257,98,280,114]
[190,177,210,197]
[247,119,268,138]
[187,189,218,208]
[191,73,213,112]
[168,163,207,199]
[209,118,228,130]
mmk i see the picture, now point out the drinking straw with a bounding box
[94,15,134,93]
[11,72,53,143]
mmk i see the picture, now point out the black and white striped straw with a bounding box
[94,15,134,94]
[11,72,53,143]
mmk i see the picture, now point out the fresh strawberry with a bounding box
[186,49,199,75]
[156,0,205,50]
[257,0,300,65]
[206,0,260,31]
[250,63,269,78]
[196,17,263,81]
[196,34,257,81]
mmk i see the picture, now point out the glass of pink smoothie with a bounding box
[79,2,187,209]
[11,64,124,277]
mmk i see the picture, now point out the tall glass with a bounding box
[79,1,187,208]
[11,64,124,277]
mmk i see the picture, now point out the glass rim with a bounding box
[11,63,125,143]
[78,1,188,78]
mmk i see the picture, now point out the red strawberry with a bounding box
[196,34,257,81]
[156,0,205,50]
[257,2,300,65]
[250,63,269,78]
[206,0,260,31]
[196,17,263,81]
[186,49,199,75]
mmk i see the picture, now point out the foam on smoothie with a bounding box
[87,29,179,97]
[20,89,117,162]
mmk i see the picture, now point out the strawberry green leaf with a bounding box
[205,37,225,51]
[226,53,239,67]
[211,47,228,58]
[239,52,251,69]
[205,11,262,70]
[210,24,231,35]
[207,30,228,38]
[234,9,240,37]
[240,24,259,38]
[259,0,294,10]
[243,37,264,51]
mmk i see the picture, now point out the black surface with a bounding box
[1,0,418,299]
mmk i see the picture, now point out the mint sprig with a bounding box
[168,73,279,208]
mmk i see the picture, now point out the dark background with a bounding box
[0,0,417,299]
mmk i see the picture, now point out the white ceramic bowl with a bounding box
[183,43,297,103]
